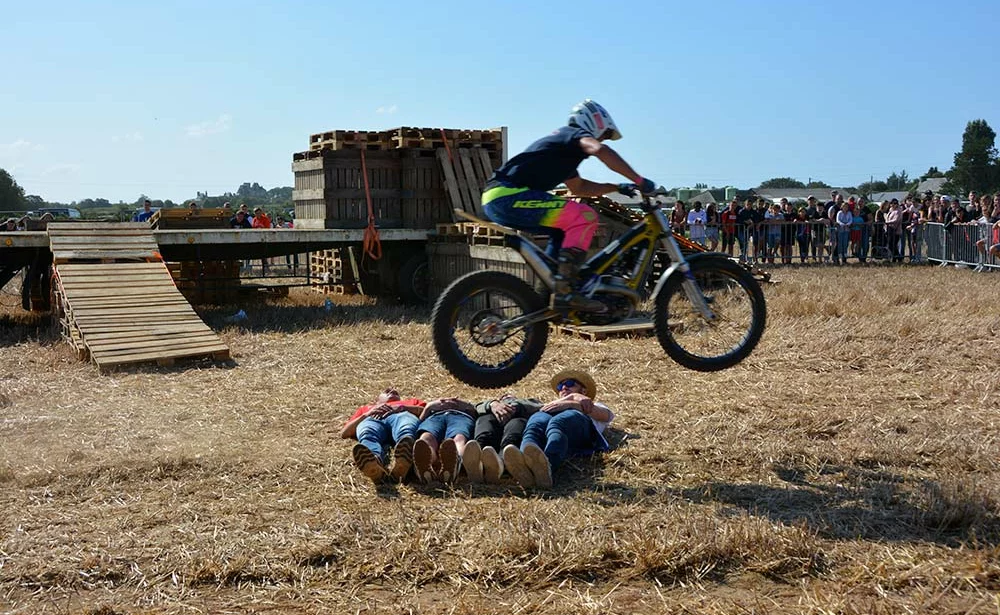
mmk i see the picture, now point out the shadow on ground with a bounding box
[672,461,1000,546]
[197,300,430,334]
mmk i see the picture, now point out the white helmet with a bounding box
[568,99,621,140]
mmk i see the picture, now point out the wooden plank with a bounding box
[458,150,484,217]
[69,300,192,311]
[85,331,219,347]
[86,333,222,351]
[52,250,160,261]
[450,151,477,216]
[436,148,467,219]
[59,273,177,284]
[77,323,212,335]
[48,222,149,231]
[476,148,495,183]
[58,262,166,272]
[48,229,156,238]
[61,287,180,299]
[94,342,230,366]
[72,314,198,323]
[62,277,178,287]
[50,238,160,248]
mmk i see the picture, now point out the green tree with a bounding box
[806,180,831,189]
[758,177,805,189]
[0,168,27,211]
[947,119,998,194]
[920,166,945,180]
[885,170,909,190]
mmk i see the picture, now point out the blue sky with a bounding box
[1,0,997,203]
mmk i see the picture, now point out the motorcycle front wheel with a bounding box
[653,254,766,371]
[431,270,549,388]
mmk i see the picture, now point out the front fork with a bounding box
[653,210,717,321]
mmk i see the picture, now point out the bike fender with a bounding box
[649,252,731,303]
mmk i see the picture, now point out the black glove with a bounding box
[617,183,637,197]
[638,178,657,195]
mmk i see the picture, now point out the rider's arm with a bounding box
[580,137,644,184]
[564,176,618,197]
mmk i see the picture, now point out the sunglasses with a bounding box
[557,379,579,391]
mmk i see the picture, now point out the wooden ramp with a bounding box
[48,223,230,370]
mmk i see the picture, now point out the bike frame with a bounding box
[504,199,716,323]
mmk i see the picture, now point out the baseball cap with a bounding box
[942,195,951,202]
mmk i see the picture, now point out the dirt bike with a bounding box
[431,196,767,388]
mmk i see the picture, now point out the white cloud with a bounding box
[0,139,44,156]
[40,163,81,177]
[376,104,398,115]
[111,132,144,143]
[184,114,232,138]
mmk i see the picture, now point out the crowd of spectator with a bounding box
[668,190,1000,268]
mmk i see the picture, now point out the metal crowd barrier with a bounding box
[672,220,1000,271]
[924,221,1000,271]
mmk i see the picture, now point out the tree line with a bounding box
[755,119,998,197]
[2,119,997,214]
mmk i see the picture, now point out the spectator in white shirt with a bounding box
[686,201,708,246]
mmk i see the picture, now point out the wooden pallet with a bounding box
[47,223,229,370]
[54,262,230,371]
[553,317,655,341]
[437,147,496,221]
[47,222,161,263]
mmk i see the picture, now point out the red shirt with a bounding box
[721,209,737,233]
[344,398,425,425]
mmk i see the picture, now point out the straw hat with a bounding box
[550,368,597,400]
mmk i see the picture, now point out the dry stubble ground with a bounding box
[1,266,1000,614]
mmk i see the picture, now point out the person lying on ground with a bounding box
[340,388,425,483]
[502,368,615,490]
[464,393,542,484]
[413,397,476,484]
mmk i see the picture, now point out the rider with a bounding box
[481,99,658,312]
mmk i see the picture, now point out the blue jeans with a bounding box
[521,410,598,470]
[418,412,474,443]
[356,412,419,464]
[838,229,850,260]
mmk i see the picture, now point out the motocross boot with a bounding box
[551,248,606,313]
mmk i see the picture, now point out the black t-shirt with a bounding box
[736,208,755,227]
[491,126,590,191]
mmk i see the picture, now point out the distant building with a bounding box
[754,188,858,204]
[915,177,947,195]
[870,191,910,203]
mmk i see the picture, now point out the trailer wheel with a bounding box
[397,251,429,304]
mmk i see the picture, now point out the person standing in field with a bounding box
[686,201,707,246]
[704,202,720,251]
[720,199,738,257]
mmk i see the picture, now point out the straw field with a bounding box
[1,266,1000,614]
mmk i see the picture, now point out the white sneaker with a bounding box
[462,440,484,484]
[481,446,504,484]
[522,444,552,489]
[502,445,534,488]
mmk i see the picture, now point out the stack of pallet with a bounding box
[309,248,360,295]
[291,126,506,231]
[305,127,505,168]
[167,260,242,304]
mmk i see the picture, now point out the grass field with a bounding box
[2,266,1000,614]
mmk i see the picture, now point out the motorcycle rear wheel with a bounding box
[431,270,549,388]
